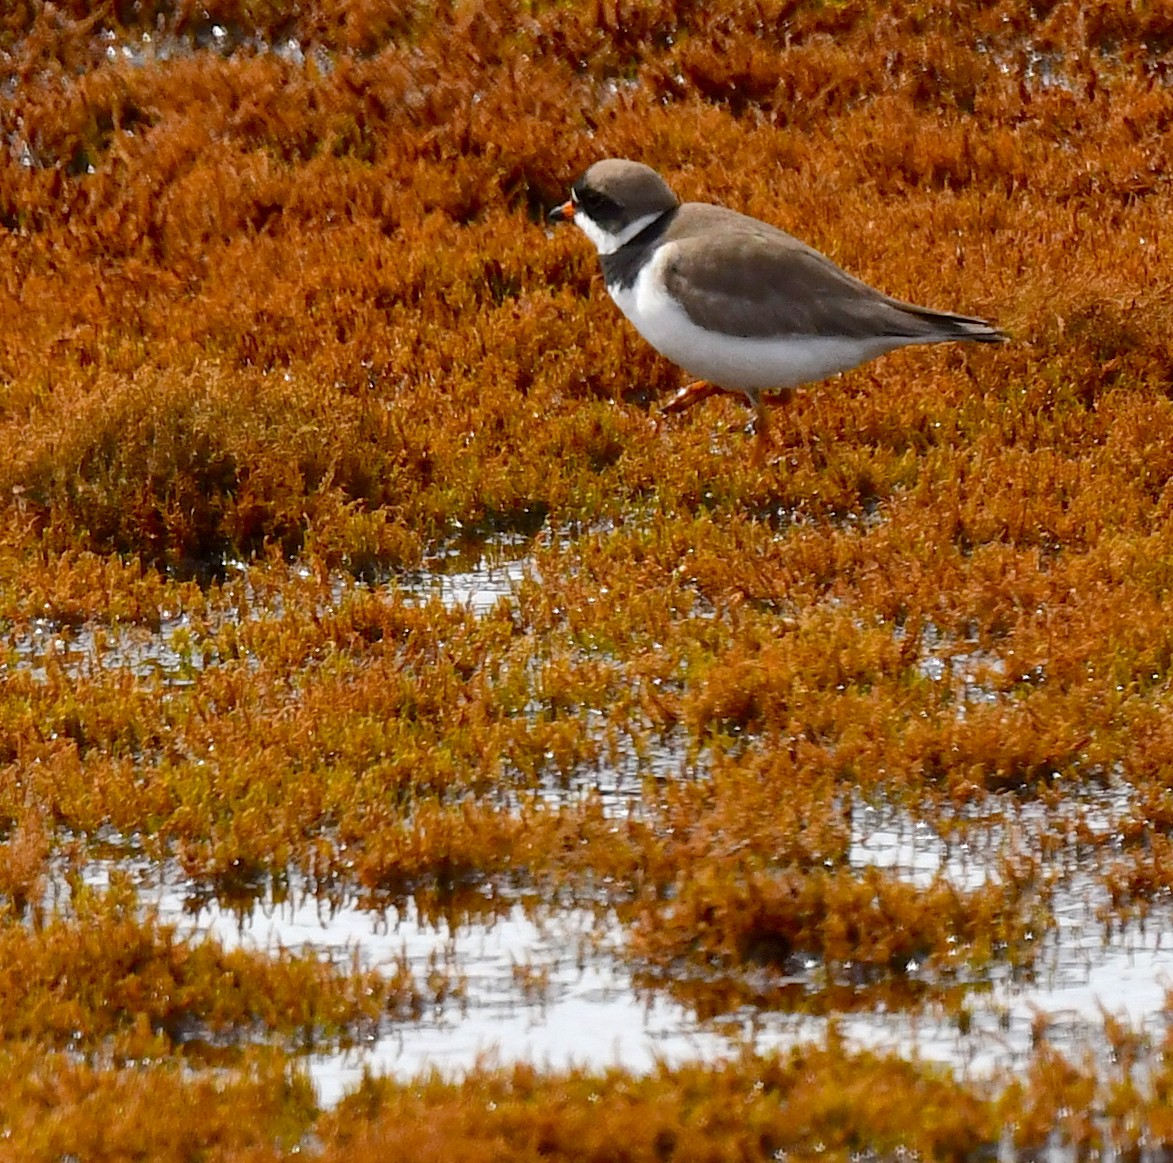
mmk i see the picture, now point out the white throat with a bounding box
[573,209,665,255]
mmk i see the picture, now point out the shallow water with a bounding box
[70,859,739,1105]
[393,552,531,616]
[5,539,535,685]
[66,777,1173,1109]
[845,792,1172,1077]
[14,552,1171,1108]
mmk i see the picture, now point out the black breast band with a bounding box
[598,209,677,291]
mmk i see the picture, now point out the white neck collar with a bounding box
[574,209,665,255]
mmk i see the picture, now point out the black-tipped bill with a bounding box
[547,200,575,223]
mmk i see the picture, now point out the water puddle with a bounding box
[911,621,1008,710]
[844,789,1173,1076]
[850,797,996,891]
[4,535,537,684]
[393,547,531,616]
[66,859,735,1105]
[5,612,205,685]
[61,777,1173,1108]
[11,555,1170,1107]
[531,725,693,819]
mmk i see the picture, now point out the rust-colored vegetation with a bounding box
[4,0,1173,1156]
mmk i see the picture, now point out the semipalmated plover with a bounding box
[549,159,1006,465]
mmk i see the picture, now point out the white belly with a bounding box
[608,252,904,394]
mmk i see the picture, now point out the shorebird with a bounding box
[550,159,1006,465]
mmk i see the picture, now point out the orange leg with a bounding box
[661,379,728,414]
[749,388,793,468]
[748,398,772,469]
[662,382,793,468]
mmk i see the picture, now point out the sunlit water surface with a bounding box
[11,548,1173,1111]
[63,788,1173,1111]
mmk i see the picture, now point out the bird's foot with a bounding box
[661,379,724,414]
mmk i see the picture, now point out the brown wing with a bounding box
[660,204,1000,343]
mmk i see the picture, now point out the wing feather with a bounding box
[659,205,998,343]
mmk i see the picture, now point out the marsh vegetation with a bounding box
[3,1,1173,1157]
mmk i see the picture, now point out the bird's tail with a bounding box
[899,303,1008,344]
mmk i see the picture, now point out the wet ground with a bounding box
[57,785,1170,1109]
[15,541,1169,1111]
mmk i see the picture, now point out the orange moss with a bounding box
[5,0,1173,1150]
[0,879,418,1054]
[0,1045,315,1163]
[318,1048,1000,1163]
[630,853,1047,1013]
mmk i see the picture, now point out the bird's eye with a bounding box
[577,187,617,221]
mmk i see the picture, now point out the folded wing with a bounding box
[660,205,1005,345]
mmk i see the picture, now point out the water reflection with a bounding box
[62,797,1173,1112]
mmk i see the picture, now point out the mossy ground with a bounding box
[3,0,1173,1157]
